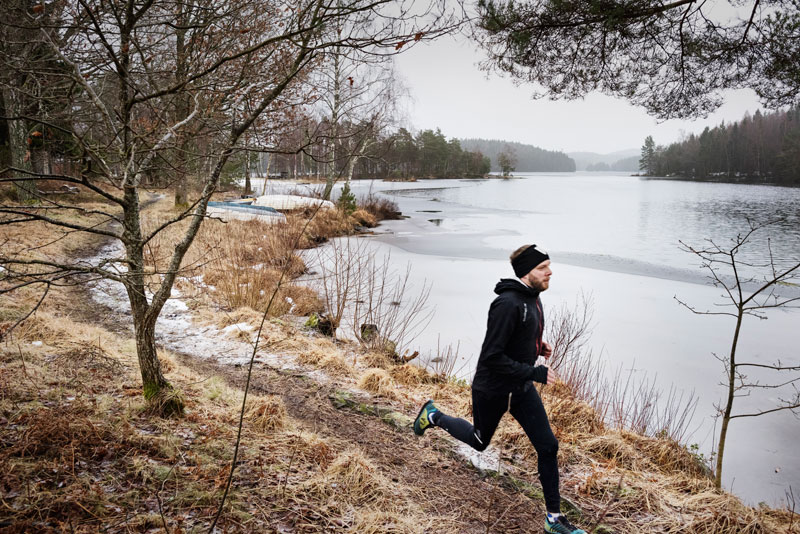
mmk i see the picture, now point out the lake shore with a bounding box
[1,189,797,532]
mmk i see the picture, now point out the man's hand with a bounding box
[545,365,557,385]
[540,342,553,359]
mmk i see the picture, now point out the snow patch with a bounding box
[222,322,255,335]
[85,241,291,368]
[454,442,501,473]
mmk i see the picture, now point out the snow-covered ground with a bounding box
[87,241,293,368]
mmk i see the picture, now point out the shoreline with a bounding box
[1,188,797,531]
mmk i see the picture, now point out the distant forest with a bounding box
[460,138,576,172]
[586,156,639,172]
[269,127,490,180]
[645,107,800,184]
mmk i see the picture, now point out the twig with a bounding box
[281,436,300,500]
[17,345,40,393]
[484,494,496,534]
[155,491,170,534]
[589,473,624,532]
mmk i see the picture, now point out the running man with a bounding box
[413,244,586,534]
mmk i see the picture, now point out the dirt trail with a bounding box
[173,350,546,533]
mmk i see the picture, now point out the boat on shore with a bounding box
[250,194,335,211]
[206,201,287,223]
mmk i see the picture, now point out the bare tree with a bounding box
[316,42,406,199]
[0,0,457,411]
[677,220,800,488]
[312,236,373,336]
[350,250,432,357]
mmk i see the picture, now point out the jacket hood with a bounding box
[494,278,539,298]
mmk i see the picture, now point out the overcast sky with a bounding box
[393,34,764,155]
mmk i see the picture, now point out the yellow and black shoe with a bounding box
[413,399,439,436]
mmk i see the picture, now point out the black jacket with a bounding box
[472,279,549,394]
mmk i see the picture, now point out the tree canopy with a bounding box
[475,1,800,119]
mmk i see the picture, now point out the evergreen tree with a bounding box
[639,136,656,175]
[646,106,800,184]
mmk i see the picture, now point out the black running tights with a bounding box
[434,384,561,513]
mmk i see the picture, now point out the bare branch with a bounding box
[0,207,120,239]
[730,403,800,420]
[738,362,800,372]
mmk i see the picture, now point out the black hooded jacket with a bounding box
[472,279,549,394]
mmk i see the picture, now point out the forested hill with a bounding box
[568,149,639,171]
[644,107,800,184]
[460,138,576,172]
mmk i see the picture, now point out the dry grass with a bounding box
[0,311,318,532]
[362,349,395,369]
[352,510,429,534]
[290,447,429,532]
[357,368,396,398]
[140,200,356,320]
[650,488,793,533]
[300,448,393,505]
[541,383,604,438]
[283,430,337,469]
[390,363,429,385]
[316,352,354,375]
[583,432,646,471]
[246,394,289,432]
[351,208,377,228]
[294,339,355,377]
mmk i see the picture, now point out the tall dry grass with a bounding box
[545,296,698,443]
[358,191,402,221]
[140,209,353,318]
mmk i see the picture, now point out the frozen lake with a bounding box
[252,173,800,506]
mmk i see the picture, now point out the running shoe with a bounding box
[544,515,586,534]
[413,399,439,436]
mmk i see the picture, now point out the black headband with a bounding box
[511,245,549,278]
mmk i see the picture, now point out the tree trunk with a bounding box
[173,2,190,208]
[322,51,342,200]
[0,91,11,176]
[134,314,170,398]
[244,149,252,195]
[122,184,182,414]
[31,145,50,176]
[261,153,271,195]
[3,88,36,202]
[715,307,744,488]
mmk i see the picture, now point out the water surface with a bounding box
[257,174,800,506]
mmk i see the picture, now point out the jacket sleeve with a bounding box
[481,298,545,381]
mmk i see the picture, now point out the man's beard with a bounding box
[530,279,549,292]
